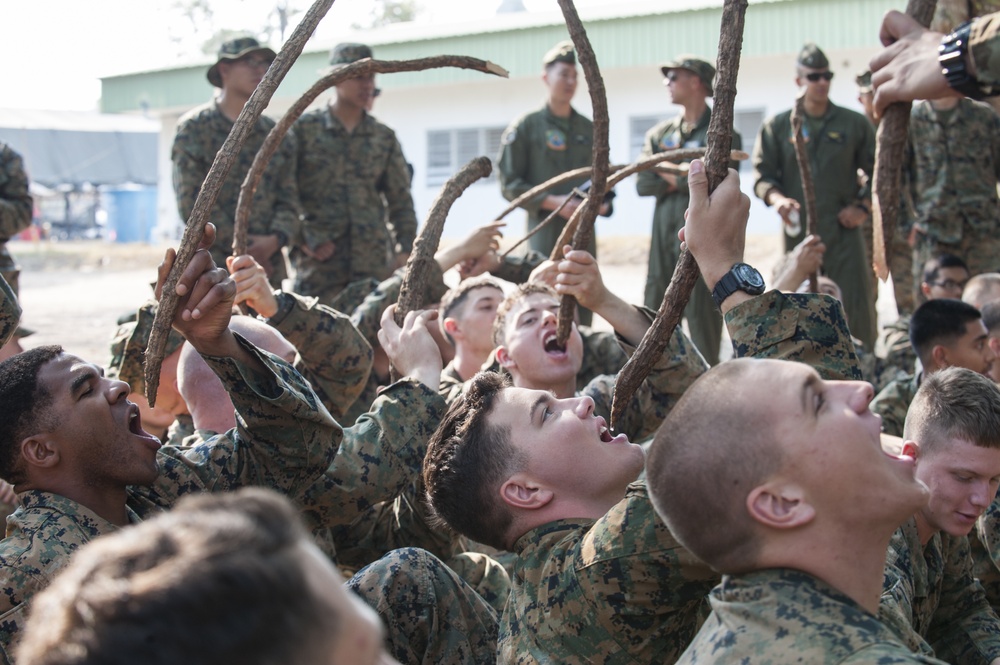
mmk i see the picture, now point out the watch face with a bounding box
[735,263,765,289]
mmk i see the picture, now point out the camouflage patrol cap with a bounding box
[660,55,716,96]
[542,40,576,67]
[797,42,829,70]
[107,301,185,395]
[207,36,276,88]
[329,42,373,67]
[855,69,873,93]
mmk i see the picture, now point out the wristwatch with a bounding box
[939,21,986,100]
[711,263,765,309]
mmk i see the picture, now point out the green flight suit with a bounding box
[753,101,878,348]
[637,107,742,365]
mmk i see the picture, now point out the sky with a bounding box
[2,0,614,112]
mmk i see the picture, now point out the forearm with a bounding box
[725,291,862,380]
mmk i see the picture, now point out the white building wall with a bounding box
[154,45,878,246]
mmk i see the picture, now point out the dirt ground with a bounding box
[12,233,896,367]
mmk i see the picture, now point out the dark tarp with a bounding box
[0,126,157,188]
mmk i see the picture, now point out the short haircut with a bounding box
[491,282,557,348]
[903,367,1000,453]
[964,273,1000,310]
[922,253,969,285]
[423,371,526,550]
[0,346,63,484]
[16,488,341,665]
[983,301,1000,336]
[438,276,504,346]
[909,298,983,366]
[647,359,782,573]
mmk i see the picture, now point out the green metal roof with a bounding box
[101,0,900,114]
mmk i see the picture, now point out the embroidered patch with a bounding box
[826,130,844,143]
[502,128,517,145]
[659,132,681,151]
[788,125,810,144]
[546,129,567,151]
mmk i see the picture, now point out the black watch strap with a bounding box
[711,263,765,309]
[939,22,987,100]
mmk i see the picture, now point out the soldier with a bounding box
[438,275,505,389]
[753,42,878,348]
[646,338,943,663]
[877,253,971,382]
[870,10,1000,116]
[879,368,1000,662]
[291,42,417,307]
[15,489,400,665]
[422,161,866,663]
[497,40,606,258]
[965,273,1000,310]
[872,298,995,437]
[171,37,298,287]
[0,230,339,658]
[637,54,741,365]
[0,142,34,361]
[905,94,1000,290]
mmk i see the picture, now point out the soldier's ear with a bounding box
[496,346,516,369]
[901,440,921,462]
[20,435,60,470]
[746,479,814,530]
[500,474,553,511]
[443,317,461,337]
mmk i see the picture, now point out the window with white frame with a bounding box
[628,109,765,172]
[426,126,506,187]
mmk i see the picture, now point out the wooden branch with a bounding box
[610,0,748,430]
[389,156,494,381]
[556,0,612,343]
[145,0,335,406]
[872,0,937,281]
[790,92,819,293]
[498,148,747,257]
[233,55,509,258]
[549,193,590,261]
[500,189,579,259]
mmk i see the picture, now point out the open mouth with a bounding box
[128,404,162,449]
[543,332,566,355]
[599,423,613,443]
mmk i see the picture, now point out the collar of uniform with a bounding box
[541,103,582,126]
[511,516,596,555]
[210,101,269,131]
[16,490,141,536]
[895,515,935,598]
[323,107,375,134]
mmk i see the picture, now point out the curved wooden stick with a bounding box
[556,0,611,344]
[790,92,819,293]
[500,148,747,260]
[233,55,509,257]
[611,0,748,430]
[389,156,494,381]
[145,0,335,406]
[872,0,937,280]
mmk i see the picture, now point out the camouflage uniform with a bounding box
[344,265,449,424]
[974,498,1000,613]
[0,337,339,658]
[348,548,500,665]
[855,337,910,394]
[106,300,186,398]
[171,103,299,286]
[753,100,878,348]
[637,107,742,365]
[880,517,1000,662]
[291,107,417,304]
[0,275,19,347]
[262,290,373,421]
[871,372,922,438]
[680,568,946,664]
[905,99,1000,282]
[501,481,718,663]
[0,143,32,299]
[876,314,918,381]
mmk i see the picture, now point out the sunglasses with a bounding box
[804,71,834,82]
